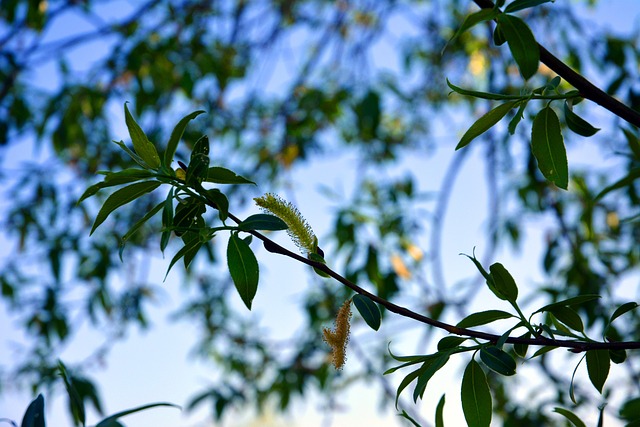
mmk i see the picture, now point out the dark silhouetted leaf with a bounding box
[504,0,554,14]
[227,234,259,310]
[489,263,519,302]
[552,407,587,427]
[564,101,600,137]
[496,14,539,79]
[124,103,160,169]
[238,214,288,231]
[586,349,610,393]
[164,110,206,166]
[95,403,180,427]
[21,394,45,427]
[480,346,516,376]
[205,167,256,185]
[352,294,381,331]
[456,101,517,150]
[456,310,515,328]
[461,360,491,427]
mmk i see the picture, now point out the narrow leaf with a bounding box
[586,350,610,393]
[504,0,554,14]
[564,101,600,137]
[549,306,584,332]
[227,234,259,310]
[413,352,450,402]
[205,167,256,185]
[397,410,421,427]
[489,263,519,302]
[496,14,540,79]
[119,201,165,261]
[480,346,517,376]
[447,79,515,101]
[20,394,45,427]
[78,169,154,203]
[619,397,640,421]
[456,310,515,328]
[160,188,175,253]
[164,237,202,280]
[352,294,381,331]
[113,140,150,169]
[90,181,161,235]
[456,101,517,150]
[552,408,587,427]
[530,345,557,359]
[513,332,531,357]
[531,106,568,189]
[164,110,205,166]
[395,366,422,409]
[461,360,492,427]
[124,103,160,169]
[238,214,288,232]
[534,295,600,314]
[95,403,180,427]
[450,9,499,43]
[508,100,527,134]
[435,394,446,427]
[609,302,639,325]
[594,168,640,201]
[438,336,467,351]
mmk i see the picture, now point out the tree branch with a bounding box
[471,0,640,128]
[222,212,640,352]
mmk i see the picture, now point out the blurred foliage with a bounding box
[1,0,640,425]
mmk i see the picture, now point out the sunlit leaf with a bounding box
[461,360,491,427]
[352,294,381,331]
[90,181,161,235]
[124,103,160,169]
[164,110,206,166]
[531,106,568,189]
[227,234,259,310]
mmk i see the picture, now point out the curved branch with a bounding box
[472,0,640,128]
[222,212,640,352]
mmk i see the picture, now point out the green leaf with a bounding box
[119,201,165,261]
[495,14,539,80]
[447,79,515,101]
[58,361,85,426]
[586,349,610,393]
[609,301,639,325]
[531,106,568,189]
[95,403,180,427]
[461,360,492,427]
[437,336,468,351]
[352,294,381,331]
[489,263,519,302]
[534,295,601,314]
[20,394,45,427]
[552,408,587,427]
[397,410,422,427]
[480,346,516,376]
[161,188,175,253]
[456,310,515,328]
[113,140,151,169]
[549,306,583,332]
[530,345,557,358]
[435,394,446,427]
[164,110,205,166]
[513,332,531,357]
[355,90,381,141]
[90,181,161,235]
[191,134,210,158]
[204,189,229,222]
[124,103,160,169]
[450,9,499,43]
[564,101,600,137]
[413,352,450,402]
[504,0,554,13]
[456,101,517,150]
[78,169,154,203]
[205,167,256,185]
[164,236,203,280]
[186,153,210,185]
[227,234,259,310]
[394,367,423,409]
[238,214,288,232]
[493,24,506,46]
[619,397,640,421]
[508,100,528,134]
[594,168,640,201]
[623,127,640,160]
[308,252,330,278]
[173,198,206,236]
[609,349,627,364]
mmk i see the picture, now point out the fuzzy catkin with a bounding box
[254,193,317,255]
[322,299,352,370]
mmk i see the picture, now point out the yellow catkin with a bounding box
[322,299,352,370]
[254,193,317,254]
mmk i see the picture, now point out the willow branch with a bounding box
[220,212,640,352]
[472,0,640,128]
